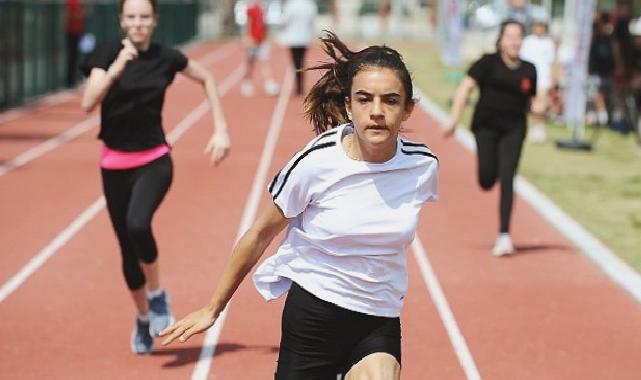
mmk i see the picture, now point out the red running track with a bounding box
[1,40,641,380]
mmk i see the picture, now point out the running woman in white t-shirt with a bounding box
[160,31,439,379]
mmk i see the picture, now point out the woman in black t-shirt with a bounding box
[80,0,230,355]
[444,20,537,257]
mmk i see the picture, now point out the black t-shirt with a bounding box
[468,53,537,129]
[589,32,615,77]
[81,40,188,151]
[614,18,634,68]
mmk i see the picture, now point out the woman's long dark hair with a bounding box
[304,31,415,135]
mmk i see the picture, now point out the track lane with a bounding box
[2,38,641,380]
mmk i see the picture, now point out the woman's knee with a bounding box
[345,353,400,380]
[126,217,151,239]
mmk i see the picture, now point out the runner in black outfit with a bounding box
[80,0,230,354]
[444,20,537,257]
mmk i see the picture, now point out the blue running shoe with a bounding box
[131,318,153,355]
[148,290,174,336]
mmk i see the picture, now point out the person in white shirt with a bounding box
[160,31,439,379]
[279,0,318,95]
[520,20,556,142]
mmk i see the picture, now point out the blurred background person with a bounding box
[65,0,84,88]
[587,10,615,127]
[241,0,280,96]
[278,0,318,96]
[520,18,555,143]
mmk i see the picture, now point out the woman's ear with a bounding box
[345,96,352,120]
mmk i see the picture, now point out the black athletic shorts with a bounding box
[275,282,402,379]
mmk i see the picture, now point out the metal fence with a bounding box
[0,0,199,111]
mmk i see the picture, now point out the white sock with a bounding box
[137,313,150,322]
[146,288,164,299]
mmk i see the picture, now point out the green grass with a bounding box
[399,42,641,272]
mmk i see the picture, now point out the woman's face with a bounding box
[120,0,157,46]
[345,67,414,151]
[499,24,524,59]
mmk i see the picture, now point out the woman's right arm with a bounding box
[160,201,290,345]
[80,39,138,113]
[444,76,478,137]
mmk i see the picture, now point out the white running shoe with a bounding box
[492,234,515,257]
[240,80,255,97]
[264,80,280,96]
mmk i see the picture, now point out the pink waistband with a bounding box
[100,144,170,170]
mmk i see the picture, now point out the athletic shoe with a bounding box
[131,317,153,355]
[492,234,515,257]
[148,290,174,336]
[264,80,280,96]
[240,80,255,96]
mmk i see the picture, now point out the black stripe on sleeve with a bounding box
[401,148,439,162]
[401,140,428,148]
[268,169,283,194]
[312,129,338,147]
[272,141,336,201]
[270,130,337,195]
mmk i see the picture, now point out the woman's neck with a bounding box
[133,40,151,52]
[500,52,521,69]
[343,130,396,163]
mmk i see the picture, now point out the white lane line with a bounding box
[411,238,482,380]
[0,198,105,303]
[167,65,244,143]
[414,87,641,306]
[0,115,99,176]
[0,67,244,304]
[190,68,294,380]
[0,92,76,125]
[0,42,239,178]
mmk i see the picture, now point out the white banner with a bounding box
[437,0,464,67]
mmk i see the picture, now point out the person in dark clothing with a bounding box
[588,10,616,126]
[80,0,230,354]
[65,0,84,87]
[613,1,634,80]
[444,20,537,256]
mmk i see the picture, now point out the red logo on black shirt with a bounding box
[521,77,532,93]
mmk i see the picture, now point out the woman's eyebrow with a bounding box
[354,90,401,97]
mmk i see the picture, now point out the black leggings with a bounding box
[101,154,173,290]
[289,46,307,95]
[474,124,526,233]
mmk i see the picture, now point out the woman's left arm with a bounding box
[181,60,230,165]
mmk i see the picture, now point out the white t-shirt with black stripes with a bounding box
[253,123,439,317]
